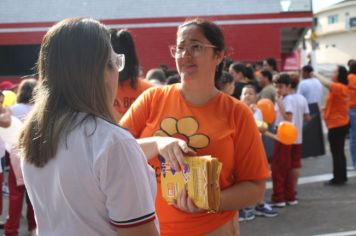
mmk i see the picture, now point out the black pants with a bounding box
[328,124,349,183]
[302,103,325,158]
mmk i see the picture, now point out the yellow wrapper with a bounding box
[161,155,222,211]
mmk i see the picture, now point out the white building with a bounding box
[310,0,356,65]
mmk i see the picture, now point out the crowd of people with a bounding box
[0,16,355,236]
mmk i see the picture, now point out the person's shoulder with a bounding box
[295,93,308,103]
[141,84,176,102]
[152,84,180,97]
[220,92,239,104]
[308,78,322,86]
[219,93,252,114]
[282,94,295,106]
[332,82,347,89]
[79,114,134,143]
[266,84,276,92]
[138,79,154,90]
[10,103,32,114]
[348,73,356,81]
[10,103,24,110]
[299,79,307,86]
[284,94,294,100]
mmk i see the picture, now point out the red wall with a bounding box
[125,24,282,72]
[0,12,312,76]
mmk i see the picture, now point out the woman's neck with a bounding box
[179,82,219,106]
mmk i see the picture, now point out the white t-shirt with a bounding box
[22,113,158,236]
[253,107,263,122]
[297,78,323,106]
[10,103,33,122]
[290,93,310,144]
[274,94,294,126]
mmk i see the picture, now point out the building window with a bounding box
[328,14,339,24]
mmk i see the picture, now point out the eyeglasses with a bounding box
[109,53,125,72]
[169,42,216,58]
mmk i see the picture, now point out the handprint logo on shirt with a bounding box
[153,117,210,149]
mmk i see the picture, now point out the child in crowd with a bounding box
[271,74,296,207]
[240,85,278,221]
[289,73,311,203]
[216,71,235,95]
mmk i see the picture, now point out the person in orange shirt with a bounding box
[120,18,270,236]
[347,61,356,169]
[316,66,349,185]
[110,29,153,121]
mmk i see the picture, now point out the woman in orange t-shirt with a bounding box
[110,29,153,121]
[120,19,270,235]
[348,61,356,169]
[316,65,349,185]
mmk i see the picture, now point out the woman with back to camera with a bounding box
[316,65,349,186]
[347,61,356,169]
[18,17,159,236]
[120,18,270,236]
[110,29,153,121]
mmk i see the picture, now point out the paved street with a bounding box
[1,140,355,236]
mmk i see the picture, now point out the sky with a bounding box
[312,0,345,12]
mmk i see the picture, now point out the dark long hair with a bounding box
[349,61,356,74]
[179,19,225,84]
[110,29,139,89]
[336,65,348,85]
[16,78,38,104]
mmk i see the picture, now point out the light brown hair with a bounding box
[18,17,114,167]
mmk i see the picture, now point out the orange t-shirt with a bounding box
[348,73,356,108]
[324,82,350,129]
[120,84,270,236]
[113,79,153,120]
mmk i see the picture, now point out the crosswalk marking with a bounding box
[266,170,356,189]
[311,230,356,236]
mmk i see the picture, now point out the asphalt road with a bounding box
[240,142,356,236]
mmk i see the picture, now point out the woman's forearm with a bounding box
[219,179,266,211]
[136,137,159,160]
[314,73,332,89]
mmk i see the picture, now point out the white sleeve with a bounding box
[96,138,156,228]
[283,96,294,114]
[253,108,263,122]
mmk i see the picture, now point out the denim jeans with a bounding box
[350,108,356,168]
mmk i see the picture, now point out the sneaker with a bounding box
[255,203,278,217]
[287,200,299,206]
[238,209,255,222]
[243,207,255,213]
[268,201,286,208]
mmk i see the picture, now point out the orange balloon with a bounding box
[257,99,275,123]
[276,121,298,145]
